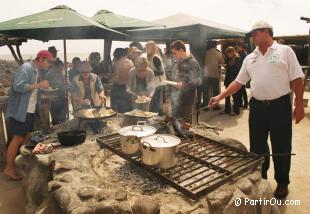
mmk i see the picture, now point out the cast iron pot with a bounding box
[57,130,86,146]
[140,134,181,169]
[118,121,156,156]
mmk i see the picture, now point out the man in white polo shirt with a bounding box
[209,21,305,199]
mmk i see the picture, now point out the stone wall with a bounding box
[15,121,280,214]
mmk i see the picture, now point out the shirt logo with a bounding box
[250,56,258,64]
[269,54,280,63]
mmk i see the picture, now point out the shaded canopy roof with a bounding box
[128,13,246,42]
[0,5,126,41]
[92,9,160,31]
[0,34,27,47]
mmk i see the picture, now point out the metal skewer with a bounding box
[196,105,211,112]
[198,153,296,158]
[127,90,140,98]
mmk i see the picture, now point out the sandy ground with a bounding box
[0,166,25,214]
[0,90,309,214]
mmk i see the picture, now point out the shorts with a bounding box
[9,113,35,137]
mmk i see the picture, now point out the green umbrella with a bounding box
[92,9,159,31]
[0,5,127,121]
[0,5,126,41]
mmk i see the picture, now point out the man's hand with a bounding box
[175,82,183,89]
[82,99,91,105]
[293,102,305,124]
[209,95,221,108]
[99,94,106,103]
[37,80,49,89]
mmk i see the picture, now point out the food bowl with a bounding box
[57,130,86,146]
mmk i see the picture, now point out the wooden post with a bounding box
[63,39,70,120]
[0,100,8,164]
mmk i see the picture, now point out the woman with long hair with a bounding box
[223,46,242,115]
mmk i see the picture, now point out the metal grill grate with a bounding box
[96,133,264,199]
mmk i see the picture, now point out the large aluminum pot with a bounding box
[133,96,151,111]
[140,134,181,169]
[118,121,156,156]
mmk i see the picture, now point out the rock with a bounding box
[71,207,94,214]
[207,185,235,209]
[219,138,248,152]
[53,187,71,210]
[59,174,73,183]
[222,188,251,214]
[78,186,96,200]
[15,155,53,213]
[54,161,75,173]
[256,179,273,199]
[95,202,117,214]
[132,196,160,214]
[270,204,281,214]
[236,178,253,195]
[48,181,62,192]
[111,201,133,214]
[255,180,273,213]
[115,190,128,201]
[80,176,97,186]
[96,189,115,201]
[248,170,262,184]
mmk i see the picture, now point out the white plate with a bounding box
[41,88,59,92]
[163,80,178,86]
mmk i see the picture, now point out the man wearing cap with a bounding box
[71,61,106,111]
[209,21,305,199]
[48,46,58,59]
[4,50,52,180]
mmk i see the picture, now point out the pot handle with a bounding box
[137,121,147,126]
[132,126,143,131]
[155,135,168,143]
[142,142,155,152]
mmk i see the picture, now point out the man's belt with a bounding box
[252,94,290,105]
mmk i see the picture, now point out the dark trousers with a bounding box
[110,84,132,113]
[50,98,67,125]
[240,86,248,107]
[203,77,220,106]
[249,94,292,185]
[196,85,203,107]
[150,87,163,114]
[224,87,242,114]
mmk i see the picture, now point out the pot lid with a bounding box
[118,124,156,137]
[141,134,181,148]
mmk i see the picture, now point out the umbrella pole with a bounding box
[63,39,69,121]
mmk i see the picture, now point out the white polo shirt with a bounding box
[236,42,304,100]
[27,70,38,113]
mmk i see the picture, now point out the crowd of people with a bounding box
[3,20,306,201]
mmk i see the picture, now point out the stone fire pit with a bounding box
[15,117,280,214]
